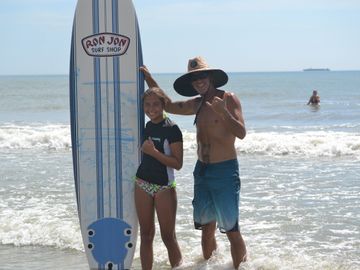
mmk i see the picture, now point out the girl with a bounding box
[135,87,183,269]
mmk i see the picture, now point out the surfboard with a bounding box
[69,1,144,269]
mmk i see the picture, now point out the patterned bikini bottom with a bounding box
[135,178,176,197]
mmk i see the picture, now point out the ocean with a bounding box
[0,71,359,270]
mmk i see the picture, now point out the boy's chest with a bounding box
[196,105,222,127]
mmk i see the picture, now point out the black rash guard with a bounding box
[136,117,183,186]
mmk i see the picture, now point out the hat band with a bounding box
[190,71,209,82]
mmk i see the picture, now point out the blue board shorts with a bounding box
[192,159,241,233]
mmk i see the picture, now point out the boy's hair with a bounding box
[142,87,171,107]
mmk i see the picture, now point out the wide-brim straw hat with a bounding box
[173,56,228,97]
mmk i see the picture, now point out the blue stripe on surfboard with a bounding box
[93,0,104,222]
[70,21,81,215]
[113,1,125,269]
[112,0,123,222]
[136,16,144,160]
[93,2,103,268]
[105,4,112,218]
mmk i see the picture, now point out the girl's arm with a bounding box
[141,139,183,170]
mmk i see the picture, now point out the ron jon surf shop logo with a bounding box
[82,33,130,57]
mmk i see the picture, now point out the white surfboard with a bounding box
[69,1,144,269]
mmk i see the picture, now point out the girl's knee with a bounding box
[160,231,177,246]
[140,229,155,244]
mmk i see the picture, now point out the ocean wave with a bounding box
[0,199,83,251]
[0,124,71,150]
[1,124,359,157]
[183,130,360,158]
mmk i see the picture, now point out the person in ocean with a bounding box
[140,56,247,269]
[135,87,183,269]
[307,90,320,105]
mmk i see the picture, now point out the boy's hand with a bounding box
[140,65,151,78]
[207,94,228,116]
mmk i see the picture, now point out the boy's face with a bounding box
[191,72,211,96]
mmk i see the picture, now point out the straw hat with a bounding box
[173,56,228,97]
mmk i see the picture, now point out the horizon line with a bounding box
[1,69,359,77]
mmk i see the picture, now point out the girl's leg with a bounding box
[155,188,182,268]
[135,185,155,270]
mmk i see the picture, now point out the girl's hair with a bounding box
[142,87,171,107]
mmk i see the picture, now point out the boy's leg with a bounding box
[201,221,217,259]
[226,231,247,269]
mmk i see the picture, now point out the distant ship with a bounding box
[303,68,330,71]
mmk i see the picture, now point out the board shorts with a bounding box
[192,159,241,233]
[135,178,176,197]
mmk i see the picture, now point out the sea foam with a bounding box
[1,124,359,158]
[0,124,71,150]
[183,130,360,158]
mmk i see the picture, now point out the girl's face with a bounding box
[143,93,164,123]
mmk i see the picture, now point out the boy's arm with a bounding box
[165,98,199,115]
[140,66,159,88]
[209,92,246,139]
[140,65,199,115]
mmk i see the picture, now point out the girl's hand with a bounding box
[141,138,156,155]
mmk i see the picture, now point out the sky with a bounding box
[0,0,359,75]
